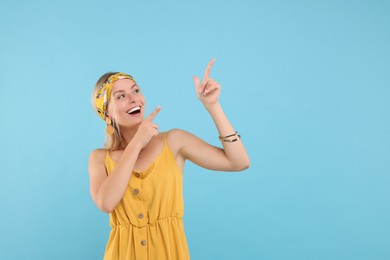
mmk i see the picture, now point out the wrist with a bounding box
[203,101,221,113]
[126,139,143,153]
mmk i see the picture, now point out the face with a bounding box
[106,78,145,129]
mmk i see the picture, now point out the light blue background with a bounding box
[1,0,389,259]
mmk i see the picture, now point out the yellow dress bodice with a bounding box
[103,133,190,260]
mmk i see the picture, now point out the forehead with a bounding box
[112,78,137,92]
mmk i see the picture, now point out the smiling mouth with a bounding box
[127,106,141,115]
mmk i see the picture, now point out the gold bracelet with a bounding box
[221,135,241,143]
[219,131,238,140]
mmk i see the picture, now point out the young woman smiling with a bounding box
[89,58,250,260]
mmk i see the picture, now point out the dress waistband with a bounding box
[112,216,183,228]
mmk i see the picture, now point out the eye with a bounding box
[133,88,141,94]
[116,94,125,100]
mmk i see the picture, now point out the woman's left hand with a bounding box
[193,58,221,105]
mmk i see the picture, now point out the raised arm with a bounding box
[175,59,250,171]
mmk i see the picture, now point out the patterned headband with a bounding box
[95,72,134,120]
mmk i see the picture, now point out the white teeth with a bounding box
[128,106,141,114]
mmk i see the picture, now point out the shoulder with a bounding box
[166,129,187,156]
[166,128,197,138]
[89,149,107,165]
[166,129,203,156]
[166,128,196,143]
[167,128,186,137]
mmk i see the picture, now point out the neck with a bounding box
[118,125,140,148]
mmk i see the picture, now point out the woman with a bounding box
[89,58,250,259]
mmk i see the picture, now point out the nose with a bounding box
[128,94,136,103]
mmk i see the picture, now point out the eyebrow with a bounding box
[113,83,138,95]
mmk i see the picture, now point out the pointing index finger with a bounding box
[146,106,161,122]
[202,58,216,82]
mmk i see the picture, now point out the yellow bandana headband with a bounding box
[95,72,134,120]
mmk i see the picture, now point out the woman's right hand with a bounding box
[132,106,161,149]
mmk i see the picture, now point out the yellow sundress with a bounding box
[103,132,190,259]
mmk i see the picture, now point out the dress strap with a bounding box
[104,149,110,167]
[163,131,168,146]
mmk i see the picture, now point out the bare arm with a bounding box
[205,102,249,170]
[88,107,161,213]
[88,141,141,213]
[174,59,250,171]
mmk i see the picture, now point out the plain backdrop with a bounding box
[0,0,389,259]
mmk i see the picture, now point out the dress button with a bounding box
[133,189,139,195]
[141,240,147,246]
[138,213,144,219]
[135,172,141,178]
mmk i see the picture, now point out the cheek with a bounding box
[117,103,129,116]
[108,100,125,117]
[139,95,145,104]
